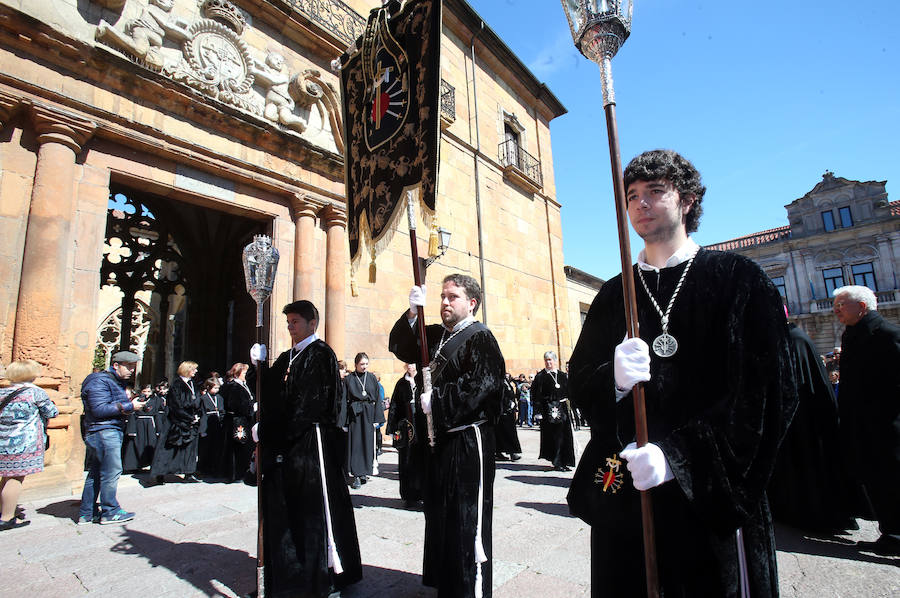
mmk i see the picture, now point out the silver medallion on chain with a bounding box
[637,255,696,358]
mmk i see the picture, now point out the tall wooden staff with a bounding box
[242,235,280,598]
[560,3,659,597]
[405,188,436,447]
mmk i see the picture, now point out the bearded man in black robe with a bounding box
[389,273,505,598]
[532,351,575,471]
[252,300,362,597]
[567,150,797,597]
[832,284,900,556]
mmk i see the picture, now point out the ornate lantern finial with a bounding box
[242,234,280,327]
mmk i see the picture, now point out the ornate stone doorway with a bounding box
[99,184,266,385]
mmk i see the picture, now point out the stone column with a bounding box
[322,206,347,361]
[12,105,96,379]
[290,194,318,301]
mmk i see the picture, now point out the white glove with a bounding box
[620,441,674,491]
[420,389,432,415]
[614,337,651,393]
[250,343,267,365]
[342,426,349,432]
[409,285,426,314]
[252,402,258,413]
[251,422,259,443]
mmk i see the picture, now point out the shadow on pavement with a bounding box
[374,462,400,481]
[111,528,255,596]
[350,494,409,511]
[506,474,572,488]
[36,499,82,523]
[515,501,574,518]
[774,522,899,566]
[342,565,435,597]
[495,462,551,472]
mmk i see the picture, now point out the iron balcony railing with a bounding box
[440,79,455,122]
[285,0,366,47]
[498,139,542,187]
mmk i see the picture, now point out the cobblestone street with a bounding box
[4,428,898,597]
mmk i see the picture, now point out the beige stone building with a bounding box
[707,172,900,354]
[0,0,571,499]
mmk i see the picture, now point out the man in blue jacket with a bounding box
[78,351,146,524]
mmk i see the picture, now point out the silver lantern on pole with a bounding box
[242,234,280,328]
[241,233,279,598]
[560,2,659,597]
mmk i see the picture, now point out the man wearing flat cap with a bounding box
[78,350,147,525]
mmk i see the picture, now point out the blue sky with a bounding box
[465,0,899,280]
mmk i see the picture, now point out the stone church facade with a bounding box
[0,0,572,499]
[707,172,900,354]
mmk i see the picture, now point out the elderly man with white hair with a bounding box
[832,284,900,556]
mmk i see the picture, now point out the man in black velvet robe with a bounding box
[386,363,426,506]
[532,351,575,471]
[568,150,797,597]
[832,285,900,556]
[389,273,505,598]
[254,300,362,597]
[768,322,856,532]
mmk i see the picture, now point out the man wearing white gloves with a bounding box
[567,150,797,597]
[388,273,506,598]
[251,300,361,597]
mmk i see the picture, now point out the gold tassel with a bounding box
[350,273,359,297]
[427,219,439,257]
[368,247,377,283]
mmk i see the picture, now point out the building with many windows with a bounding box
[706,172,899,353]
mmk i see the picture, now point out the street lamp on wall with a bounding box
[423,227,451,268]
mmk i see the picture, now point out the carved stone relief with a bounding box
[95,0,343,154]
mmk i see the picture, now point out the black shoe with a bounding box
[183,474,199,483]
[495,453,510,461]
[242,470,257,487]
[510,453,522,461]
[350,477,361,489]
[359,476,367,484]
[0,518,31,531]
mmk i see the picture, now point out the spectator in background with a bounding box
[0,359,58,530]
[832,285,900,556]
[79,351,145,524]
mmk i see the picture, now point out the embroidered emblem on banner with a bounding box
[361,8,410,151]
[595,453,624,494]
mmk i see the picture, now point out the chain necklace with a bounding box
[636,255,696,357]
[547,369,561,389]
[354,371,369,397]
[434,319,475,361]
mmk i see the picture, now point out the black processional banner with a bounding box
[340,0,441,264]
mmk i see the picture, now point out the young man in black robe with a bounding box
[532,351,575,471]
[832,285,900,556]
[385,362,426,507]
[252,300,362,597]
[389,273,506,598]
[568,149,797,597]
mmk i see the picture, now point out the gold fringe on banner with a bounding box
[368,247,377,283]
[350,272,359,297]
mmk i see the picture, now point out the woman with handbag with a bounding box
[0,359,58,530]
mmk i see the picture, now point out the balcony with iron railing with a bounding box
[498,138,542,192]
[286,0,366,48]
[440,79,455,128]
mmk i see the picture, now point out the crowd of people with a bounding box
[0,149,896,598]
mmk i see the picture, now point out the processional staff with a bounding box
[559,2,659,597]
[242,234,280,598]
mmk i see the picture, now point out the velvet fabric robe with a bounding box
[150,378,203,476]
[386,374,426,502]
[389,313,506,598]
[122,394,165,471]
[568,250,797,598]
[532,369,575,468]
[494,379,521,455]
[768,324,855,531]
[343,371,384,478]
[838,310,900,537]
[260,339,362,597]
[220,379,255,481]
[197,390,227,477]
